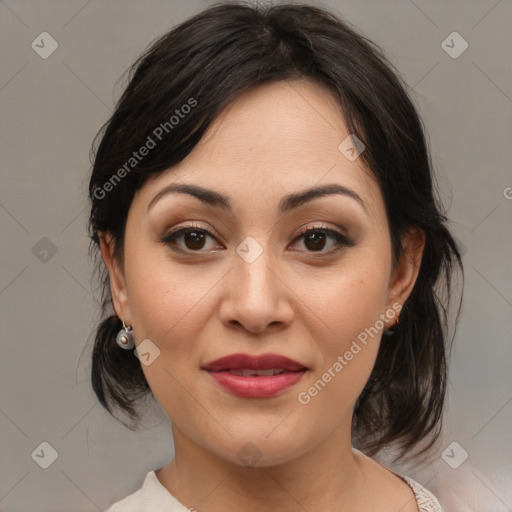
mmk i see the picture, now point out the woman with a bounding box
[88,3,463,511]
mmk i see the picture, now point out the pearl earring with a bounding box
[116,320,135,349]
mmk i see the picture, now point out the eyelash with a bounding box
[160,222,355,255]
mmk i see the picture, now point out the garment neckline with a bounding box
[146,466,426,511]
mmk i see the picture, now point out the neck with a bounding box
[156,420,366,512]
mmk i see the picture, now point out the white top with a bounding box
[105,470,444,512]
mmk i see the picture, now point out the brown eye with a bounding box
[303,231,328,251]
[161,223,355,255]
[181,230,207,250]
[161,225,221,253]
[292,225,355,253]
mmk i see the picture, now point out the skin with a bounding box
[100,78,425,512]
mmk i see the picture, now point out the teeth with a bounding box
[229,368,286,376]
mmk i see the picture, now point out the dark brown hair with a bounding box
[87,1,464,464]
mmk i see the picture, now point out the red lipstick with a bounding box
[202,353,308,398]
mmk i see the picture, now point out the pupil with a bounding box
[305,232,325,251]
[185,231,205,250]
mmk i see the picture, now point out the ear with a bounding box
[386,227,426,325]
[98,231,132,324]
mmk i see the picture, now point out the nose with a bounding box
[219,240,295,334]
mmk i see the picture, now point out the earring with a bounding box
[383,314,400,337]
[116,320,135,349]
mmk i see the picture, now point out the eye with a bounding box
[291,224,355,253]
[160,223,222,253]
[160,222,355,254]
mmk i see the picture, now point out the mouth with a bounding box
[218,368,296,376]
[201,353,309,398]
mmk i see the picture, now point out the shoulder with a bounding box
[104,477,146,512]
[352,448,444,512]
[104,471,190,512]
[401,475,445,512]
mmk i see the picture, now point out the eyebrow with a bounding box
[147,182,367,215]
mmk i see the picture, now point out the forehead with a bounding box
[137,79,384,223]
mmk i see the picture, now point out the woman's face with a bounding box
[103,79,423,468]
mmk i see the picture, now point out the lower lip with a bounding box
[205,370,307,398]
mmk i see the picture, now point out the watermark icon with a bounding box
[338,134,365,161]
[135,338,161,366]
[93,98,197,200]
[236,236,264,264]
[297,302,401,405]
[441,32,468,59]
[503,187,512,200]
[31,441,58,469]
[31,32,58,59]
[32,237,58,263]
[237,442,263,467]
[441,441,469,469]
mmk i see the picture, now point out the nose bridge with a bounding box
[234,235,278,300]
[223,235,293,332]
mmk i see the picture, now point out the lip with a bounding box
[202,353,309,398]
[202,353,308,372]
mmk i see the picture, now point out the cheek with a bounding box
[124,235,209,338]
[122,240,221,392]
[123,250,212,424]
[304,255,391,345]
[296,253,391,400]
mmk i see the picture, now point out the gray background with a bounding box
[1,0,511,511]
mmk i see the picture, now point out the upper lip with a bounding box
[202,353,308,372]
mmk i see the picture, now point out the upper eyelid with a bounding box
[165,221,345,236]
[162,222,352,247]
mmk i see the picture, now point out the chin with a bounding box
[213,432,313,469]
